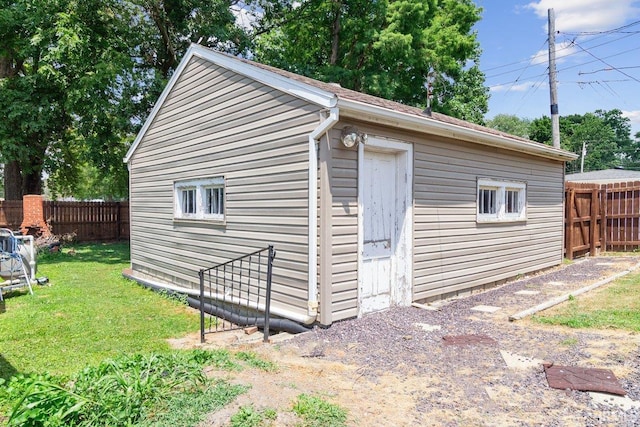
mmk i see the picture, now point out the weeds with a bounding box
[139,381,247,427]
[156,288,189,305]
[559,337,578,347]
[1,350,242,426]
[236,352,278,372]
[230,405,277,427]
[292,394,347,427]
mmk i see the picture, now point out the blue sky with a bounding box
[475,0,640,135]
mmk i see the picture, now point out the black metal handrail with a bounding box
[198,245,275,343]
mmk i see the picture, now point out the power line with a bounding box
[570,41,640,84]
[483,39,548,73]
[579,66,640,75]
[557,45,640,73]
[484,25,640,80]
[502,38,549,96]
[485,32,639,80]
[560,19,640,36]
[600,79,623,99]
[557,31,640,61]
[513,74,548,116]
[489,45,640,88]
[566,79,633,84]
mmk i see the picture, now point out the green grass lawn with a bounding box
[533,269,640,331]
[0,242,200,380]
[0,242,348,427]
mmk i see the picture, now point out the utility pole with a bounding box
[548,8,560,149]
[581,141,586,173]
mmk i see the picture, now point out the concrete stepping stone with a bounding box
[589,392,640,410]
[470,305,501,313]
[414,323,441,332]
[514,290,540,296]
[548,281,565,286]
[411,302,440,311]
[500,350,544,370]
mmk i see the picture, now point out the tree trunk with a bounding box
[148,1,176,78]
[4,161,23,200]
[330,1,342,65]
[3,158,43,200]
[23,167,43,195]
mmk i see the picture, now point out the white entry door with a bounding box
[359,140,412,315]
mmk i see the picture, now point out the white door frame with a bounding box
[357,136,413,314]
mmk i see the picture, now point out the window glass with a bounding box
[479,188,497,214]
[182,189,196,214]
[505,190,519,214]
[205,187,224,216]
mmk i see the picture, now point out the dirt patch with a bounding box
[176,256,640,426]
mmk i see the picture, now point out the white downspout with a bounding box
[307,107,339,318]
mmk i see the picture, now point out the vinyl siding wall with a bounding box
[129,57,323,317]
[328,123,565,320]
[328,126,359,321]
[412,134,564,300]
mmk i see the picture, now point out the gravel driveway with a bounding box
[268,256,640,426]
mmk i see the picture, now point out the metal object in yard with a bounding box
[0,228,35,301]
[199,245,276,343]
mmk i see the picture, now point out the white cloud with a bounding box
[526,0,640,32]
[490,82,540,92]
[528,40,578,66]
[529,49,548,66]
[622,110,640,127]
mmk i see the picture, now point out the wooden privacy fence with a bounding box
[565,181,640,259]
[0,200,23,231]
[0,200,129,242]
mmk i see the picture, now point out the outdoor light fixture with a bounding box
[340,126,367,148]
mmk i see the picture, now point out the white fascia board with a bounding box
[337,98,578,162]
[125,44,338,163]
[190,46,338,109]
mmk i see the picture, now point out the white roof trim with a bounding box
[124,44,337,163]
[190,47,338,109]
[337,98,578,162]
[125,44,577,163]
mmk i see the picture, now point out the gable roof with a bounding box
[124,44,577,163]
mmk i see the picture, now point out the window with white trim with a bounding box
[175,177,225,221]
[477,179,526,222]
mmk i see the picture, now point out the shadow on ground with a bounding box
[38,242,130,266]
[0,353,19,382]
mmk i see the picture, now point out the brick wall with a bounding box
[20,195,51,236]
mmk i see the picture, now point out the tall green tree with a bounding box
[0,0,138,199]
[0,0,68,199]
[563,113,618,174]
[528,109,637,173]
[253,0,489,123]
[486,114,531,139]
[529,116,552,145]
[0,0,249,200]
